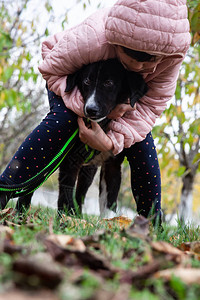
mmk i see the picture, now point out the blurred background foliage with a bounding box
[0,0,199,221]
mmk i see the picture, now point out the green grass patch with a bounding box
[0,206,200,299]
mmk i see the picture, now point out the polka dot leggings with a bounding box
[0,89,79,186]
[102,133,161,219]
[0,89,161,219]
[126,133,161,217]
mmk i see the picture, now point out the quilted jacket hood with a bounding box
[105,0,191,56]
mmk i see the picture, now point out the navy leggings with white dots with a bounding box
[0,89,161,217]
[117,134,161,217]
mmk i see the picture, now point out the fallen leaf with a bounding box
[101,215,132,229]
[0,208,16,220]
[0,225,23,255]
[179,241,200,261]
[3,239,24,255]
[151,241,185,256]
[0,225,14,238]
[45,238,116,278]
[120,260,161,284]
[0,288,59,300]
[47,234,86,252]
[13,253,63,288]
[179,241,200,254]
[60,215,94,228]
[151,241,188,265]
[4,220,21,227]
[154,267,200,285]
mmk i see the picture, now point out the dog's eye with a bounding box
[103,80,114,88]
[83,78,91,86]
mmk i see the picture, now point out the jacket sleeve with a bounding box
[107,57,184,155]
[38,8,115,96]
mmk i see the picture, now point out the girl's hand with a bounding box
[78,117,113,152]
[107,103,136,119]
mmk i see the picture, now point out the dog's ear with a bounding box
[126,72,148,107]
[65,71,79,93]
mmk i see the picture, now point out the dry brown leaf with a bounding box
[150,241,189,266]
[5,220,21,227]
[178,241,200,261]
[47,234,86,252]
[179,241,200,254]
[0,225,23,255]
[3,239,24,255]
[151,241,184,256]
[60,215,94,228]
[0,208,16,220]
[0,225,14,238]
[120,260,161,284]
[0,225,14,253]
[154,267,200,285]
[45,238,116,278]
[101,215,132,229]
[0,289,59,300]
[13,253,63,288]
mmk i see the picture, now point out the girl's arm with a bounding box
[106,57,185,154]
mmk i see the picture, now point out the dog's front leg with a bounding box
[99,152,125,215]
[76,164,98,209]
[57,156,81,215]
[16,193,33,213]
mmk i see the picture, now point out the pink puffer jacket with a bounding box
[38,0,190,155]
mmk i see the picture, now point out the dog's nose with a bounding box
[85,105,99,117]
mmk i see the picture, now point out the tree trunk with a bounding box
[179,173,194,224]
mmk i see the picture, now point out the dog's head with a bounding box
[65,59,148,122]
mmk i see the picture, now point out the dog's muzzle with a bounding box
[84,105,107,122]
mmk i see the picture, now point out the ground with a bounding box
[0,207,200,300]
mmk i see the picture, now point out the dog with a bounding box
[15,59,148,215]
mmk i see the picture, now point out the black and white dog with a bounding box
[16,59,148,215]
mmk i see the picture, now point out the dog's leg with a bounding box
[99,153,124,215]
[57,156,81,215]
[76,165,98,210]
[16,193,33,213]
[0,191,11,210]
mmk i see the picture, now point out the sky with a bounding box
[51,0,117,28]
[27,0,117,37]
[18,0,117,77]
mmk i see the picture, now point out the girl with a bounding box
[0,0,190,223]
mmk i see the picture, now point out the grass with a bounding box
[156,219,200,246]
[0,206,200,299]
